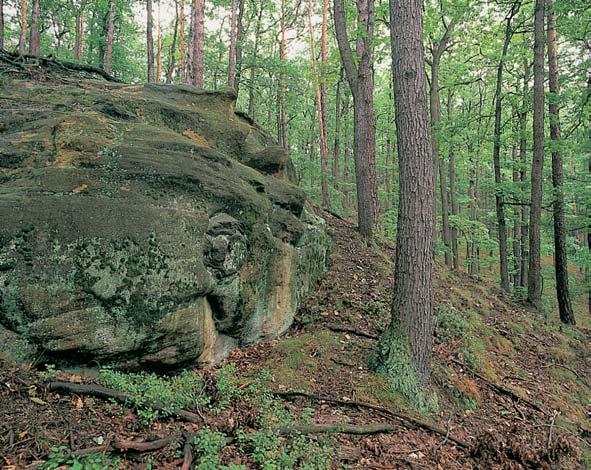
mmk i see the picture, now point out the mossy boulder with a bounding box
[0,77,330,369]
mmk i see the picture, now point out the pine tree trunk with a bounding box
[28,0,40,56]
[332,68,343,190]
[247,4,263,118]
[147,0,155,83]
[18,0,28,55]
[0,0,4,51]
[179,0,186,82]
[191,0,205,87]
[547,0,575,324]
[156,3,162,82]
[519,57,531,289]
[492,7,518,292]
[528,0,545,310]
[104,0,115,74]
[380,0,435,384]
[334,0,380,238]
[227,0,239,89]
[512,145,522,287]
[278,0,288,151]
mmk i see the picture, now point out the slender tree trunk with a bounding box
[547,0,575,324]
[18,0,28,55]
[333,67,344,190]
[156,2,162,82]
[307,0,330,209]
[278,0,288,151]
[519,58,531,289]
[492,5,518,292]
[0,0,4,51]
[179,0,186,82]
[28,0,40,56]
[104,0,115,74]
[334,0,380,238]
[248,4,263,118]
[528,0,545,310]
[147,0,155,83]
[378,0,435,385]
[447,91,459,270]
[228,0,239,89]
[74,10,85,61]
[191,0,205,87]
[165,0,179,83]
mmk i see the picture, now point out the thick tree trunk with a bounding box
[28,0,40,56]
[333,0,380,238]
[492,6,518,292]
[547,0,575,324]
[307,0,330,209]
[528,0,545,310]
[179,0,186,82]
[227,0,238,89]
[379,0,435,384]
[191,0,205,87]
[104,0,115,74]
[147,0,155,83]
[18,0,28,55]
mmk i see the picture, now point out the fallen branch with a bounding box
[113,436,174,452]
[47,381,202,424]
[275,423,402,436]
[450,359,547,415]
[325,323,379,340]
[273,391,469,449]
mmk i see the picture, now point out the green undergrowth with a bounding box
[53,365,336,469]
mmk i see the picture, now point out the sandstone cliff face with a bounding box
[0,78,330,368]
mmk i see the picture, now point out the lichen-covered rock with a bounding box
[0,77,330,369]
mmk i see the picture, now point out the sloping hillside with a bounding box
[1,210,589,469]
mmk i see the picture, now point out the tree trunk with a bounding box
[333,0,380,238]
[104,0,115,74]
[247,4,263,118]
[332,67,344,190]
[227,0,239,89]
[165,0,179,83]
[307,0,330,209]
[512,145,522,287]
[191,0,205,87]
[447,91,459,271]
[179,0,186,82]
[157,2,162,82]
[0,0,4,51]
[147,0,155,83]
[278,0,288,151]
[519,56,531,289]
[528,0,545,310]
[74,9,85,61]
[492,5,518,292]
[547,0,575,324]
[18,0,28,55]
[28,0,40,56]
[234,0,245,96]
[378,0,435,385]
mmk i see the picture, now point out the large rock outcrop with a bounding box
[0,75,330,368]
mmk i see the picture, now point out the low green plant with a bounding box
[212,364,244,413]
[97,368,208,425]
[42,445,118,470]
[434,304,469,343]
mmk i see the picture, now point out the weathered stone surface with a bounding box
[0,78,330,369]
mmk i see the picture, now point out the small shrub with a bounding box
[42,445,119,470]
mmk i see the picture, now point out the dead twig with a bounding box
[272,390,469,449]
[47,381,203,424]
[324,323,379,340]
[275,423,402,436]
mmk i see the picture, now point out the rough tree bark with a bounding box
[18,0,28,55]
[147,0,155,83]
[104,0,116,74]
[28,0,40,56]
[527,0,545,310]
[191,0,205,87]
[378,0,435,384]
[547,0,575,324]
[492,3,519,292]
[333,0,380,238]
[307,0,330,209]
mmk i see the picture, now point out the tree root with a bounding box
[325,323,380,340]
[273,390,470,449]
[181,432,193,470]
[275,423,403,436]
[450,359,547,415]
[72,436,174,457]
[47,381,203,424]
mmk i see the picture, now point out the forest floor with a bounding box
[1,210,590,469]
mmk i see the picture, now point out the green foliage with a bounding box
[434,304,469,343]
[42,446,118,470]
[212,364,244,413]
[192,428,234,469]
[97,368,208,425]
